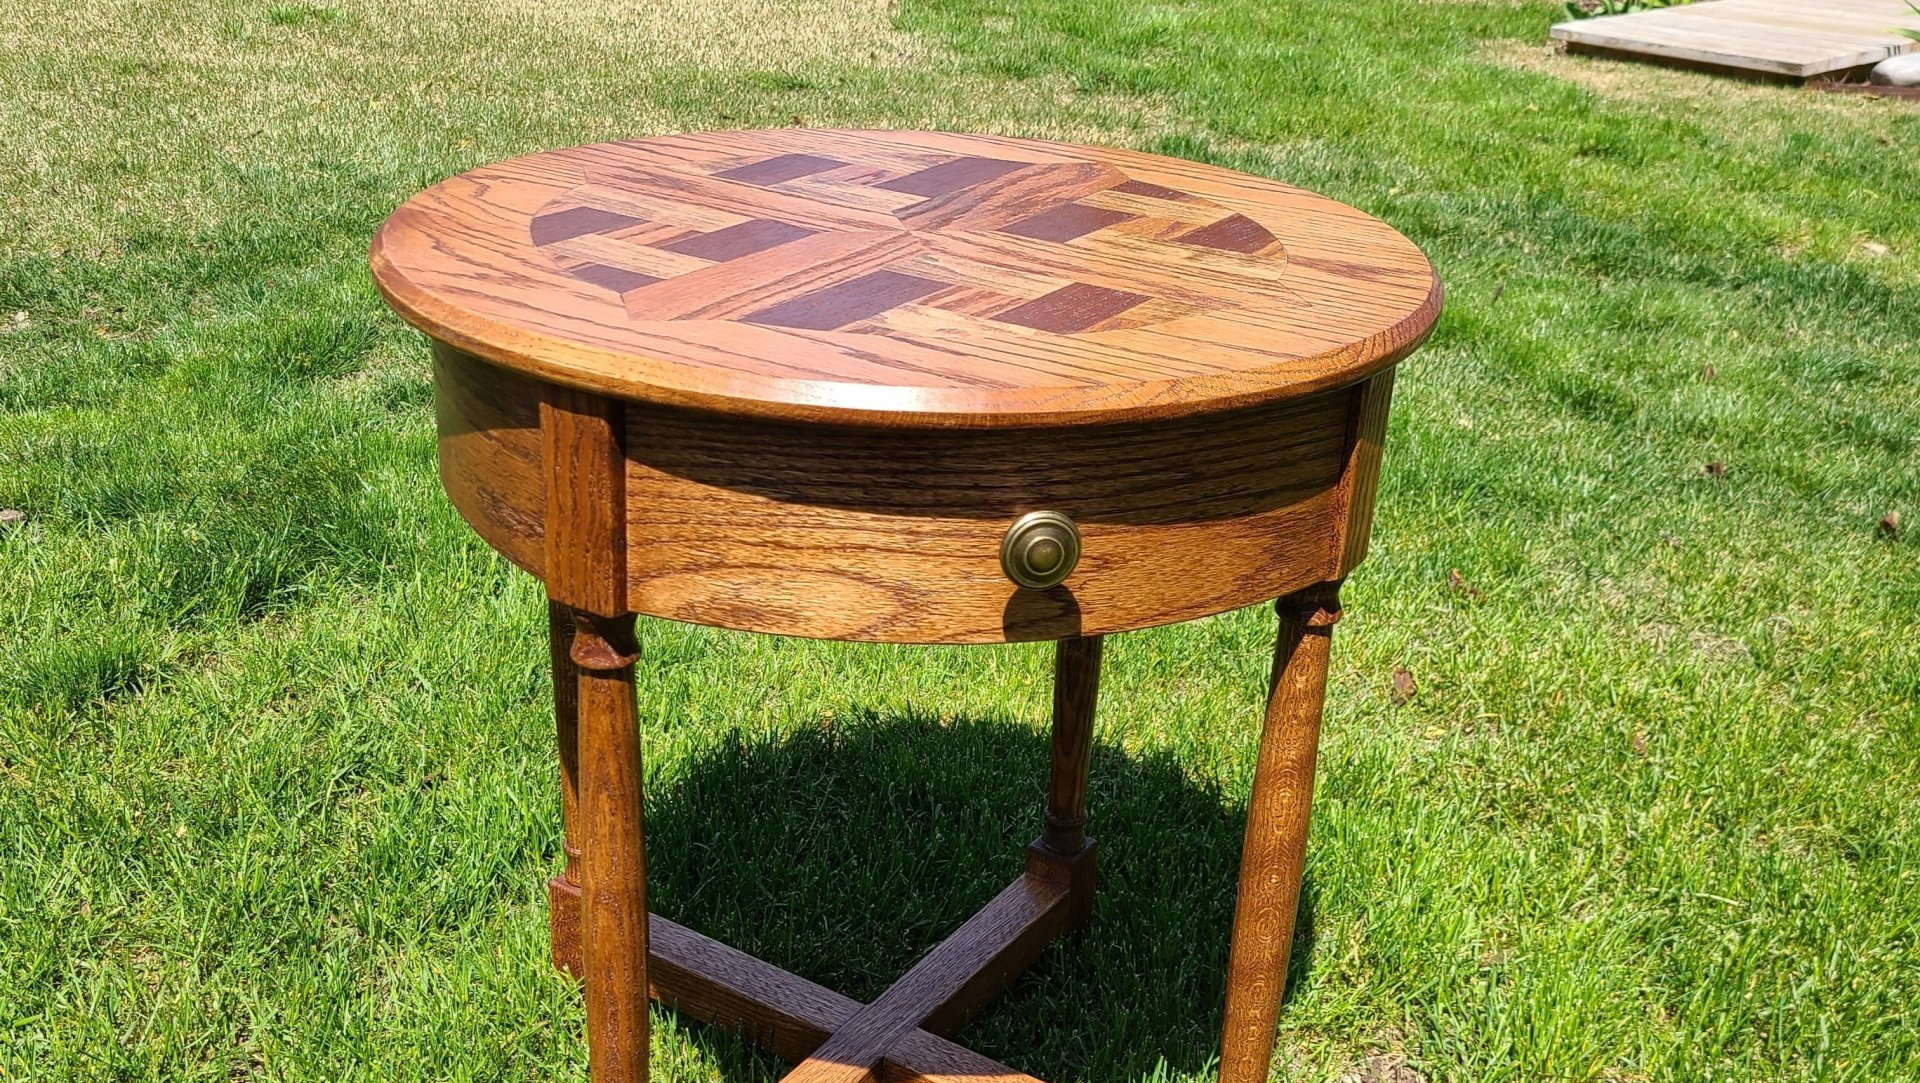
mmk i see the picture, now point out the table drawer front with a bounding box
[434,344,1376,643]
[623,395,1355,643]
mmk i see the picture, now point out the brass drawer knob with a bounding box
[1001,511,1081,590]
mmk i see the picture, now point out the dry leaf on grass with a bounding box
[1390,667,1417,706]
[1881,511,1902,540]
[1447,568,1484,599]
[1340,1053,1429,1083]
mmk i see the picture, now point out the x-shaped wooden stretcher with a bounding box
[552,838,1095,1083]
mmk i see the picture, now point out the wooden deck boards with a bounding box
[1550,0,1919,81]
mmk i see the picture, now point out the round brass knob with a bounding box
[1001,510,1081,590]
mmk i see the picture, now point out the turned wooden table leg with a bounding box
[549,598,585,976]
[1218,582,1342,1083]
[1026,635,1102,929]
[571,610,649,1083]
[541,386,647,1081]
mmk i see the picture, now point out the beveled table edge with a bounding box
[371,129,1444,430]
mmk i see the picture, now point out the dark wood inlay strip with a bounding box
[742,270,946,331]
[992,282,1149,334]
[875,156,1026,197]
[996,203,1136,243]
[659,218,818,261]
[1111,178,1195,201]
[1177,213,1278,254]
[531,206,645,246]
[568,262,664,293]
[716,153,849,185]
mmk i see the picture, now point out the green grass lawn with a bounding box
[2,0,1917,1080]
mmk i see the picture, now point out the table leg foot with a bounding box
[1023,838,1096,933]
[1218,582,1341,1083]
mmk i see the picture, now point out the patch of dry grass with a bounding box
[1483,38,1884,112]
[0,0,1169,259]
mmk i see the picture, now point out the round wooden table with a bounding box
[370,129,1441,1083]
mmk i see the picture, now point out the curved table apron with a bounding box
[435,339,1393,644]
[372,128,1441,1083]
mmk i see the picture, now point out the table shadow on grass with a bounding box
[642,712,1321,1082]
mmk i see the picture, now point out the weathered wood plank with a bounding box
[1550,0,1917,80]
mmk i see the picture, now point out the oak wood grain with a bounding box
[914,872,1078,1040]
[373,129,1440,429]
[544,385,648,1082]
[878,1038,1046,1083]
[779,874,1070,1083]
[571,611,648,1083]
[1334,371,1397,577]
[547,598,584,977]
[1218,584,1341,1083]
[541,388,625,615]
[647,915,1044,1083]
[433,343,1361,643]
[620,390,1352,643]
[1040,636,1101,858]
[1025,636,1102,932]
[646,912,850,1063]
[386,130,1440,1083]
[435,342,545,576]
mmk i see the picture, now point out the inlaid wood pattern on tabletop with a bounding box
[374,129,1440,428]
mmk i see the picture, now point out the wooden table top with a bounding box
[372,129,1440,428]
